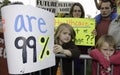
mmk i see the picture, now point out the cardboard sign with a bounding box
[36,0,58,14]
[57,2,74,13]
[55,18,95,46]
[1,5,55,74]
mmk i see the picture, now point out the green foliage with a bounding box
[1,0,11,7]
[0,0,11,19]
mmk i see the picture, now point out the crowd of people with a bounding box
[0,0,120,75]
[40,0,120,75]
[52,0,120,75]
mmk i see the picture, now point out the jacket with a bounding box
[89,49,120,75]
[108,15,120,49]
[94,13,118,25]
[51,42,80,75]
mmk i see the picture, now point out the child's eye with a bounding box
[110,49,115,52]
[103,49,108,51]
[68,33,71,36]
[63,32,67,34]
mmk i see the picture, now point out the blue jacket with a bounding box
[94,13,118,25]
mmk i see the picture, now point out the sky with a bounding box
[8,0,100,18]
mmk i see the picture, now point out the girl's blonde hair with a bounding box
[95,34,116,50]
[54,23,76,44]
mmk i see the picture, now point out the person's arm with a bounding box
[53,44,72,56]
[60,42,80,58]
[110,51,120,65]
[66,43,80,58]
[61,49,72,56]
[54,42,80,58]
[89,49,110,69]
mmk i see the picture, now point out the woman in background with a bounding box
[69,2,92,75]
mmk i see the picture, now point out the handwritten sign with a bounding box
[36,0,58,14]
[1,5,55,74]
[57,2,74,13]
[55,18,95,46]
[117,7,120,15]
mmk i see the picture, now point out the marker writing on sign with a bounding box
[14,14,51,63]
[14,15,47,33]
[38,36,50,60]
[15,36,37,64]
[86,35,90,44]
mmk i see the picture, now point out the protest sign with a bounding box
[1,5,55,74]
[56,2,74,17]
[36,0,58,15]
[57,2,74,13]
[55,18,95,46]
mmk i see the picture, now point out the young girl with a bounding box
[53,23,80,75]
[89,35,120,75]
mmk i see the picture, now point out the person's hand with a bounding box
[92,29,97,36]
[53,44,64,54]
[105,67,111,73]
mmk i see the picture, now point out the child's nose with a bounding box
[106,51,110,56]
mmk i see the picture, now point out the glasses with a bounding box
[73,10,81,12]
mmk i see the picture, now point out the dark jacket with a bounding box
[53,42,80,75]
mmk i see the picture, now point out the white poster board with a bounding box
[1,5,55,74]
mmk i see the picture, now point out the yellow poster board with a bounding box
[55,18,95,46]
[117,7,120,15]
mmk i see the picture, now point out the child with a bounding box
[53,23,81,75]
[89,35,120,75]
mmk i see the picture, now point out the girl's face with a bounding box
[100,42,115,57]
[72,5,82,18]
[59,28,71,45]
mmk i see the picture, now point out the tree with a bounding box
[0,0,11,19]
[1,0,11,7]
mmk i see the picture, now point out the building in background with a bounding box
[8,0,100,18]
